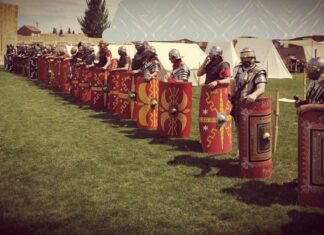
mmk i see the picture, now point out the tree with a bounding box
[67,28,71,34]
[72,30,75,34]
[52,27,57,34]
[59,29,63,35]
[77,0,111,38]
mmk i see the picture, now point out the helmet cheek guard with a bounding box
[306,57,324,80]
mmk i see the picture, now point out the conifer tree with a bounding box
[77,0,110,38]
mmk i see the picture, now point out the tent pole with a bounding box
[303,70,307,100]
[198,62,201,86]
[311,38,314,58]
[272,89,279,153]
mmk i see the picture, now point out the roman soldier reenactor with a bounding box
[133,45,161,80]
[95,40,112,70]
[231,48,267,118]
[230,48,267,159]
[168,49,190,82]
[113,46,131,71]
[295,57,324,106]
[84,46,96,68]
[197,46,231,89]
[131,41,146,70]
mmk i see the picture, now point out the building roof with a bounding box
[19,25,41,33]
[0,2,18,7]
[291,35,324,42]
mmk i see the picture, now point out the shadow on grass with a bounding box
[25,79,91,109]
[150,138,202,152]
[47,90,87,108]
[0,212,142,235]
[26,78,52,90]
[120,128,158,139]
[221,180,298,206]
[22,76,204,151]
[120,129,203,152]
[88,112,141,128]
[281,210,324,235]
[24,79,150,130]
[31,83,137,128]
[0,217,65,235]
[88,112,119,126]
[168,154,239,177]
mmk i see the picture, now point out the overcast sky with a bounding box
[0,0,121,34]
[0,0,323,41]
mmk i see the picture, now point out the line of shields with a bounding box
[11,55,30,77]
[7,54,324,207]
[9,54,273,180]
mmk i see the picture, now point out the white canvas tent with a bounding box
[279,39,324,62]
[235,38,292,79]
[205,41,241,73]
[148,42,207,86]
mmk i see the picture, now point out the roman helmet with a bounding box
[307,57,324,80]
[168,49,182,63]
[134,41,145,53]
[240,48,256,68]
[70,46,78,56]
[145,46,157,56]
[118,46,127,56]
[209,46,223,59]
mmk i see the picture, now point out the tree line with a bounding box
[52,27,75,35]
[51,0,110,38]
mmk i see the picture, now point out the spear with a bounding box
[303,69,307,100]
[272,89,279,153]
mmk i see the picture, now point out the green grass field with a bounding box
[0,67,324,235]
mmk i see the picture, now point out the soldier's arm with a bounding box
[102,53,112,70]
[177,65,190,82]
[132,69,141,74]
[86,64,95,69]
[124,57,131,70]
[147,61,161,79]
[114,57,131,71]
[208,64,231,88]
[231,66,240,94]
[245,71,267,103]
[245,83,266,103]
[102,61,110,70]
[147,67,159,79]
[89,55,96,68]
[231,79,236,95]
[197,56,210,76]
[298,103,324,114]
[218,64,231,85]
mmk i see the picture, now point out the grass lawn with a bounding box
[0,67,324,235]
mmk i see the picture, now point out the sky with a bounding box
[0,0,323,41]
[0,0,121,34]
